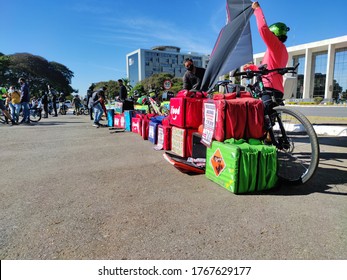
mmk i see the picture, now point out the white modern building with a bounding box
[126,46,210,87]
[253,35,347,101]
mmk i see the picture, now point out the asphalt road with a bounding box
[0,115,346,260]
[288,105,347,118]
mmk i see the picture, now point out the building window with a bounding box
[333,47,347,101]
[292,55,305,98]
[312,52,328,98]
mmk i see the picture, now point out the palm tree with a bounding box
[122,78,133,93]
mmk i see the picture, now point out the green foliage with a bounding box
[121,78,133,93]
[0,52,75,98]
[130,73,183,97]
[130,83,145,96]
[299,102,316,105]
[313,97,323,104]
[93,80,119,100]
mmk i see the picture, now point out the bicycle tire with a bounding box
[0,110,7,124]
[29,108,42,122]
[272,106,320,185]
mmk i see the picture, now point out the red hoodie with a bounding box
[254,7,288,93]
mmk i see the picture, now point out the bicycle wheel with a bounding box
[0,109,6,124]
[60,108,66,115]
[29,108,42,122]
[271,106,320,185]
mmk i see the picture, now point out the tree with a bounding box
[121,78,133,93]
[0,53,11,85]
[132,73,183,97]
[93,80,119,100]
[1,52,75,98]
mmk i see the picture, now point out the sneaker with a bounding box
[93,123,100,128]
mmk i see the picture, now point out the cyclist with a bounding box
[246,2,290,110]
[58,92,66,114]
[0,86,16,125]
[72,94,82,115]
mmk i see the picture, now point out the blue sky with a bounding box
[2,0,346,96]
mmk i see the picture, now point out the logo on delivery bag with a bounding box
[210,148,226,177]
[170,105,180,121]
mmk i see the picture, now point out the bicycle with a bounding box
[214,64,319,185]
[19,105,42,122]
[59,102,68,115]
[0,108,8,124]
[73,104,89,115]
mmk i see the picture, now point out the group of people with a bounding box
[0,77,30,125]
[87,79,127,128]
[0,79,76,125]
[86,1,289,130]
[2,2,288,128]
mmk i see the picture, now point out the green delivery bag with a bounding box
[249,139,278,190]
[205,139,258,194]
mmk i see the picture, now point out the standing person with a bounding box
[41,91,49,118]
[248,1,290,109]
[91,89,104,128]
[118,79,127,101]
[48,85,58,117]
[87,89,94,120]
[8,86,21,123]
[86,84,95,120]
[18,77,30,124]
[182,58,206,91]
[99,86,107,117]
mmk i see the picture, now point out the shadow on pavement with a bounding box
[34,121,86,126]
[318,136,347,148]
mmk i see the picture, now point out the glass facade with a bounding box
[333,47,347,101]
[128,53,139,87]
[292,55,305,98]
[312,52,328,98]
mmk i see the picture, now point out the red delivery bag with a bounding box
[169,96,204,129]
[245,98,265,139]
[131,117,142,135]
[114,114,125,129]
[225,98,248,140]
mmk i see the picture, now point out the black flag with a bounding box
[201,0,254,91]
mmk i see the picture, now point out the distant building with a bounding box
[253,35,347,101]
[126,46,210,86]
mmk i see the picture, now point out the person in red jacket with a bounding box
[247,2,290,110]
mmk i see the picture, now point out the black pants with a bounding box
[53,103,58,116]
[261,87,284,114]
[89,107,93,120]
[43,103,48,117]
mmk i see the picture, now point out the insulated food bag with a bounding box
[206,139,278,194]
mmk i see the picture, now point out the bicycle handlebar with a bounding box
[233,63,299,79]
